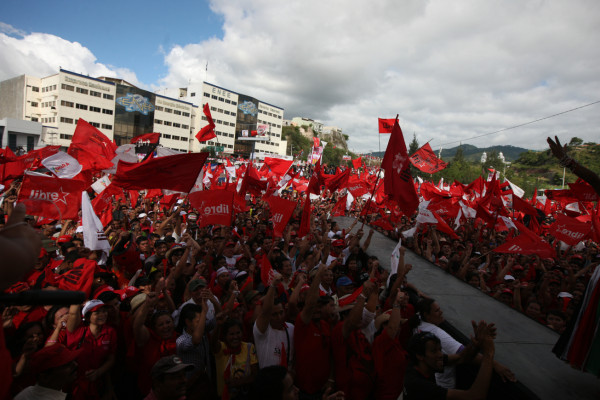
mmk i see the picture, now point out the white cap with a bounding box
[82,299,105,316]
[504,275,515,281]
[75,226,84,233]
[138,213,147,218]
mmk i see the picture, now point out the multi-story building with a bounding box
[178,82,287,158]
[0,70,288,157]
[0,69,197,152]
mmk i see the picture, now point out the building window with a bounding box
[61,84,74,91]
[165,108,173,113]
[155,119,162,125]
[155,106,164,111]
[174,110,181,115]
[180,137,188,141]
[204,92,210,97]
[102,109,113,115]
[225,99,231,104]
[90,90,101,97]
[103,93,114,100]
[211,95,218,100]
[173,123,181,128]
[31,86,39,92]
[172,135,179,140]
[191,92,195,97]
[218,97,224,102]
[61,100,74,107]
[31,117,39,122]
[60,133,73,140]
[76,103,88,110]
[30,102,38,107]
[102,124,112,129]
[182,124,189,129]
[76,87,89,95]
[164,121,172,126]
[60,117,74,124]
[182,112,190,117]
[231,101,237,105]
[90,122,100,128]
[90,106,101,113]
[163,134,172,139]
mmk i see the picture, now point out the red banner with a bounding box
[548,213,591,246]
[265,196,297,237]
[188,190,234,228]
[18,172,85,220]
[378,118,395,134]
[409,143,447,174]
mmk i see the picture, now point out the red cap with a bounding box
[501,288,513,295]
[332,239,345,247]
[29,344,81,374]
[57,235,72,243]
[115,286,141,300]
[512,264,524,271]
[39,248,48,258]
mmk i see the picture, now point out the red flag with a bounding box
[548,213,591,246]
[323,168,350,192]
[92,184,121,227]
[307,159,324,196]
[378,118,395,134]
[265,196,297,237]
[493,232,555,258]
[188,190,233,228]
[130,132,160,144]
[371,218,394,231]
[56,258,97,297]
[251,130,258,137]
[512,194,538,216]
[260,253,276,287]
[297,196,312,238]
[409,143,448,174]
[313,137,320,147]
[568,180,599,202]
[18,172,85,219]
[263,157,293,177]
[381,118,419,216]
[433,213,460,239]
[351,157,362,170]
[195,103,217,142]
[112,152,208,192]
[68,119,117,171]
[332,194,347,217]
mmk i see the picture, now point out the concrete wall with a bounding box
[0,75,25,120]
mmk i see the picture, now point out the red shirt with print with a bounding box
[373,328,408,400]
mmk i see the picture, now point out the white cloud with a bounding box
[0,25,142,87]
[159,0,600,151]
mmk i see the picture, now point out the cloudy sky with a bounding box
[1,0,599,153]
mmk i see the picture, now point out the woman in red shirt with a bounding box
[133,292,178,396]
[65,300,117,400]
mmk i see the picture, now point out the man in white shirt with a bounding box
[253,273,294,368]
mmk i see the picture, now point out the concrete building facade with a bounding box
[0,71,289,157]
[178,82,287,158]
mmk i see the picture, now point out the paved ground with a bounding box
[335,216,600,400]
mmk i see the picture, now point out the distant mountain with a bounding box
[368,144,528,162]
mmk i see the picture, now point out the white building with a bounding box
[177,82,287,157]
[0,69,196,153]
[0,118,45,152]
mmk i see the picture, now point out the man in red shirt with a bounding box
[294,264,336,399]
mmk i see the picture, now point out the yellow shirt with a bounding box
[214,341,258,396]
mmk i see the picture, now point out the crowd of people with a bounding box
[0,134,598,400]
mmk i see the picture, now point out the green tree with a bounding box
[569,137,583,146]
[283,126,311,159]
[409,133,419,155]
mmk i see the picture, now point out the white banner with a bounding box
[41,151,82,179]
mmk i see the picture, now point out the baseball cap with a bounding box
[332,239,345,247]
[129,293,147,313]
[29,344,81,374]
[336,276,353,288]
[82,299,105,316]
[189,278,207,292]
[151,355,193,380]
[504,275,515,281]
[57,235,72,243]
[216,267,229,277]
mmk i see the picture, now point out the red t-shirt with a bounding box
[293,314,331,394]
[331,321,374,400]
[65,324,117,372]
[136,329,177,396]
[12,306,47,329]
[373,329,408,400]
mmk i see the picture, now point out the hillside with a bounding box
[368,144,528,161]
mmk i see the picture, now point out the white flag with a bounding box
[505,179,525,198]
[41,151,82,179]
[82,192,111,260]
[390,239,402,275]
[190,169,204,193]
[91,175,111,194]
